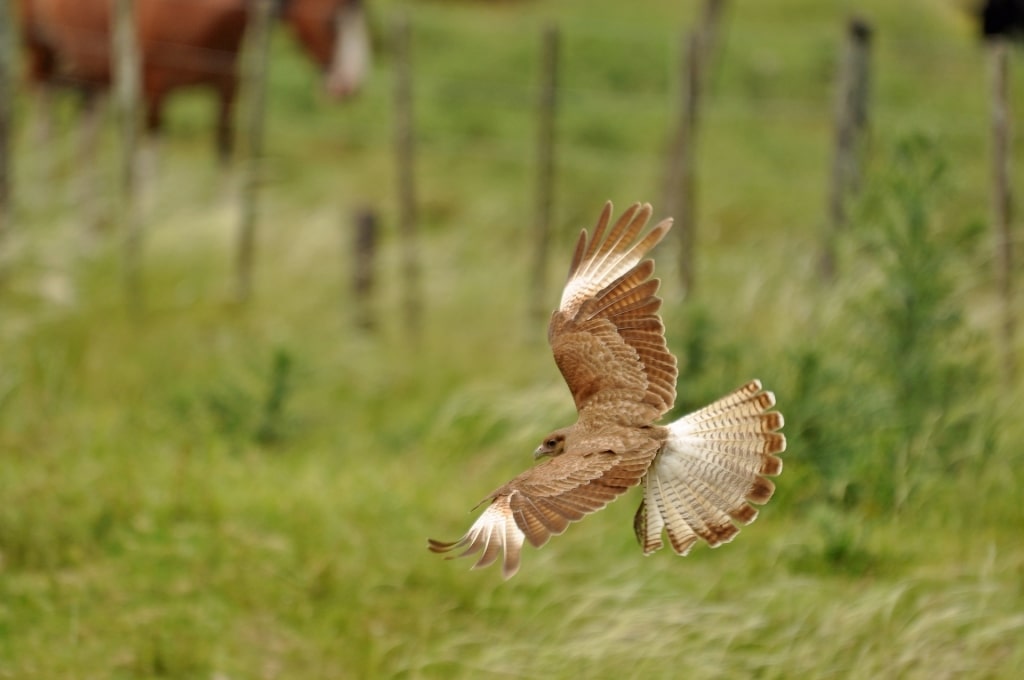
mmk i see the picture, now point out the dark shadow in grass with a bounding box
[785,505,880,578]
[169,346,297,449]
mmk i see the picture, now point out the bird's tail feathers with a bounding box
[634,379,785,556]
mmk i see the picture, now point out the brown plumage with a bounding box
[428,202,785,579]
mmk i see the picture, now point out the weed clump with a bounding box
[789,135,993,515]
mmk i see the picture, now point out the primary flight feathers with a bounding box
[428,201,785,579]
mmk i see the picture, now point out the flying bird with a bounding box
[429,202,785,578]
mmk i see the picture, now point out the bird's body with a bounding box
[429,202,785,578]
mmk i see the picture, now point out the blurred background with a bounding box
[0,0,1022,677]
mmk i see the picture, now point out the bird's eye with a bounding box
[546,439,557,448]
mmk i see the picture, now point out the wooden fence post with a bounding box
[989,38,1015,385]
[530,23,559,325]
[113,0,143,312]
[351,207,378,331]
[0,0,12,259]
[821,16,873,281]
[678,29,700,298]
[235,0,273,304]
[663,0,726,298]
[394,13,420,341]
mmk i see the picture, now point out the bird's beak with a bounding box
[533,446,549,460]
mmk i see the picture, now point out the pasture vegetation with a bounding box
[2,0,1023,677]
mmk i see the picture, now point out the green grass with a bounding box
[2,0,1024,677]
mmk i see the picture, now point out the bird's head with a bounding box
[534,429,569,459]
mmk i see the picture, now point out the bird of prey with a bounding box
[429,202,785,579]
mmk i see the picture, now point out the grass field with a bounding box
[2,0,1024,677]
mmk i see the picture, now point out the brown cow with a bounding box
[16,0,370,160]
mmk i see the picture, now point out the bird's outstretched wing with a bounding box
[634,380,786,556]
[548,202,677,427]
[428,430,659,579]
[429,202,674,579]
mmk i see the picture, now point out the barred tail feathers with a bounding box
[634,380,785,556]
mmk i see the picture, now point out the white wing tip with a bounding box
[429,499,526,579]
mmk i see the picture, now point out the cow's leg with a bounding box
[136,87,166,213]
[24,45,58,181]
[29,86,57,184]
